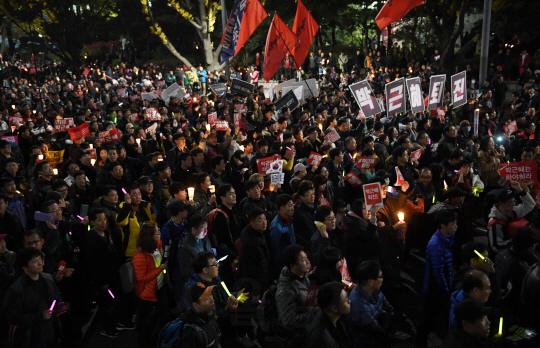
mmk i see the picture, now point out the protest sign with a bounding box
[411,149,423,162]
[46,150,65,165]
[344,171,363,187]
[277,133,284,142]
[141,92,157,101]
[305,285,322,307]
[68,123,90,141]
[363,182,384,210]
[230,79,255,97]
[324,130,340,143]
[54,118,73,132]
[451,71,467,108]
[504,120,518,135]
[385,78,406,115]
[340,258,350,280]
[306,152,323,167]
[82,68,91,76]
[86,148,97,160]
[234,113,242,129]
[474,109,479,136]
[234,103,246,113]
[395,166,407,186]
[8,116,23,127]
[116,88,126,96]
[499,161,537,182]
[266,159,283,174]
[428,75,446,110]
[162,84,186,106]
[98,129,120,145]
[1,135,18,146]
[282,86,304,104]
[145,107,161,121]
[274,90,300,113]
[208,112,218,125]
[128,113,139,122]
[145,123,158,135]
[350,80,382,117]
[355,157,377,170]
[215,120,230,132]
[256,155,281,174]
[210,83,227,95]
[271,173,285,185]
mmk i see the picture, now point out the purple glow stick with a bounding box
[286,146,292,151]
[77,215,84,220]
[49,300,56,311]
[349,153,353,159]
[108,289,115,298]
[122,188,127,195]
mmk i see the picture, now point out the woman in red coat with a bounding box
[132,221,169,347]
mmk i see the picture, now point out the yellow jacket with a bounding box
[116,200,156,258]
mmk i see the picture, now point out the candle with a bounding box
[90,159,96,165]
[205,124,211,132]
[53,168,58,175]
[239,145,244,151]
[397,212,404,221]
[33,110,36,114]
[209,185,215,193]
[318,123,323,131]
[38,155,44,160]
[474,250,485,260]
[136,138,141,145]
[89,144,93,149]
[11,105,15,109]
[157,158,163,161]
[188,187,195,200]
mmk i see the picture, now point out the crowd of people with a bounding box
[1,41,540,348]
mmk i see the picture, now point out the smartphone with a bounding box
[80,204,89,218]
[34,211,56,225]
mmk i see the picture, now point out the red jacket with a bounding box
[132,241,163,302]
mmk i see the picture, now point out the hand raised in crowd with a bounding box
[400,181,410,193]
[42,309,52,320]
[317,223,328,238]
[226,293,239,311]
[124,193,132,204]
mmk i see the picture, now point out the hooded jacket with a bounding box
[487,191,535,254]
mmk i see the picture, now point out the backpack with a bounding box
[206,208,228,248]
[161,221,186,277]
[157,318,207,348]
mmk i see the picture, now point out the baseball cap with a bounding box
[454,299,491,323]
[186,283,216,304]
[294,163,307,174]
[138,176,153,185]
[446,187,467,199]
[495,188,515,204]
[0,234,8,241]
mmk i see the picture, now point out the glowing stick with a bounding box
[217,255,228,263]
[342,279,353,287]
[221,281,232,297]
[77,215,84,220]
[122,188,127,195]
[286,146,292,151]
[108,289,115,298]
[474,250,485,260]
[49,300,56,311]
[499,317,503,335]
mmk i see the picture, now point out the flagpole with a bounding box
[269,16,316,99]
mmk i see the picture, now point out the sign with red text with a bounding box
[305,285,322,307]
[215,120,230,131]
[411,149,423,162]
[208,112,217,125]
[363,182,384,210]
[324,130,340,143]
[340,258,350,280]
[356,157,377,170]
[68,123,90,141]
[234,113,242,129]
[385,78,406,115]
[1,135,18,146]
[349,80,382,117]
[145,107,161,121]
[256,155,282,174]
[406,77,425,113]
[116,88,126,96]
[428,75,446,110]
[98,129,120,145]
[504,120,518,135]
[128,113,139,122]
[54,118,74,132]
[82,68,91,76]
[277,133,284,142]
[86,148,97,160]
[234,103,246,113]
[499,161,537,182]
[8,116,23,127]
[395,166,407,186]
[306,152,323,167]
[451,71,467,108]
[345,171,363,187]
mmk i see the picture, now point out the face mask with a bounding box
[467,126,471,132]
[385,178,390,186]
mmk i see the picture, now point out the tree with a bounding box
[0,0,115,69]
[141,0,223,70]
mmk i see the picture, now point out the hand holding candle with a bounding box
[188,187,195,200]
[397,212,404,222]
[209,185,215,194]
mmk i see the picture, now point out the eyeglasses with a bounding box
[25,239,42,246]
[207,262,219,268]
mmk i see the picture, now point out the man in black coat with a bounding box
[239,179,275,229]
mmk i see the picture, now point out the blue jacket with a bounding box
[346,286,394,347]
[160,219,189,284]
[269,213,296,270]
[448,289,469,330]
[7,193,28,229]
[423,230,454,295]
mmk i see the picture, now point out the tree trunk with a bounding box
[332,26,336,46]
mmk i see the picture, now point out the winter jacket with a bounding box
[239,225,272,293]
[487,191,535,254]
[293,201,318,250]
[448,289,469,330]
[453,264,502,306]
[239,196,275,228]
[310,226,346,266]
[344,213,380,273]
[178,307,221,348]
[6,192,28,230]
[210,204,240,251]
[132,242,164,302]
[276,266,316,341]
[306,312,352,348]
[346,286,394,347]
[32,177,53,209]
[178,232,212,284]
[423,230,454,295]
[92,196,123,255]
[269,213,296,271]
[116,200,156,258]
[83,228,121,291]
[193,187,217,215]
[441,327,490,348]
[3,273,61,347]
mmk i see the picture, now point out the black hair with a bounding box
[210,155,224,170]
[462,270,487,294]
[315,205,333,222]
[154,161,170,173]
[462,241,489,264]
[248,208,266,222]
[188,214,208,232]
[89,208,106,222]
[329,148,342,160]
[317,281,346,313]
[41,200,58,213]
[275,194,293,209]
[192,251,216,274]
[108,160,123,172]
[102,185,118,197]
[15,247,43,270]
[169,182,185,197]
[216,184,233,201]
[244,179,260,192]
[282,244,305,270]
[436,209,458,228]
[355,260,381,286]
[391,145,407,159]
[73,170,86,179]
[168,200,189,216]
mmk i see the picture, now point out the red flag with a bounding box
[375,0,425,30]
[263,14,298,81]
[235,0,268,55]
[292,0,319,69]
[395,166,406,186]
